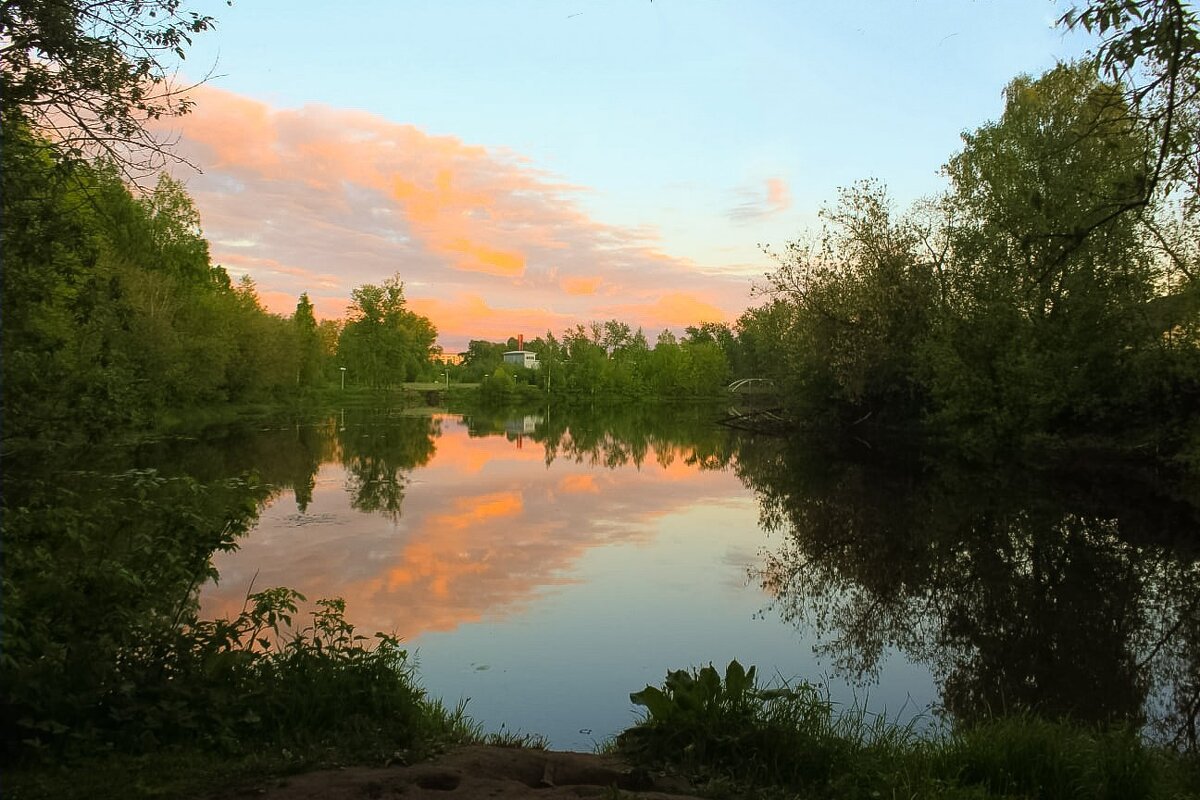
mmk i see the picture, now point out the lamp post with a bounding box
[443,371,449,390]
[339,366,346,390]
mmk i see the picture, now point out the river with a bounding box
[35,402,1196,751]
[196,405,940,749]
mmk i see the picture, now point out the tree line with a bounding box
[738,57,1199,461]
[457,320,752,402]
[0,124,447,446]
[4,0,1198,465]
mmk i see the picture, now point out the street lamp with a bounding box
[443,371,449,390]
[339,366,346,390]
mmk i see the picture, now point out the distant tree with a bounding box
[735,300,792,381]
[478,365,517,403]
[684,321,743,376]
[459,340,508,382]
[292,293,323,387]
[337,275,437,387]
[562,325,607,394]
[601,319,633,354]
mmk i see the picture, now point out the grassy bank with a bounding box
[616,662,1200,799]
[3,590,480,800]
[11,653,1198,799]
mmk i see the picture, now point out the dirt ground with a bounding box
[214,745,705,799]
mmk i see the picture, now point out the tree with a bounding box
[292,293,323,388]
[930,62,1166,442]
[762,180,935,426]
[1060,1,1200,221]
[1,0,222,178]
[337,275,437,387]
[459,339,507,382]
[0,126,305,442]
[478,365,517,403]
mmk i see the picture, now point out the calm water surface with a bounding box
[198,408,936,750]
[189,404,1200,751]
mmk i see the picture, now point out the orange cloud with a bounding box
[169,85,757,349]
[392,173,526,277]
[558,474,599,494]
[562,275,603,295]
[408,295,574,347]
[444,238,525,277]
[608,292,733,327]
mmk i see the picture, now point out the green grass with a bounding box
[617,661,1200,800]
[9,610,1195,800]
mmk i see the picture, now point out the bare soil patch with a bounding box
[214,745,703,800]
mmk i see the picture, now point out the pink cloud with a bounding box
[167,87,755,349]
[199,416,748,639]
[766,177,792,210]
[727,177,792,224]
[603,292,733,327]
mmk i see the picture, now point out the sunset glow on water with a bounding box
[200,412,936,749]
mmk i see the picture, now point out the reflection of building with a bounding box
[505,415,542,436]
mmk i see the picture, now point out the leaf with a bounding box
[629,686,673,720]
[724,659,754,702]
[696,665,721,703]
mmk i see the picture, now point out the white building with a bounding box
[502,350,541,369]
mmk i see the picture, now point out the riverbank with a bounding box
[5,406,1199,800]
[8,709,1199,800]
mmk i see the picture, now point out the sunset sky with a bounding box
[169,1,1093,352]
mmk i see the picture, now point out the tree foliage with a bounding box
[1060,0,1200,216]
[461,319,738,405]
[0,125,333,446]
[747,58,1199,457]
[336,275,438,387]
[0,0,223,177]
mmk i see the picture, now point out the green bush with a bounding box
[1,469,472,766]
[618,661,873,790]
[618,661,1198,799]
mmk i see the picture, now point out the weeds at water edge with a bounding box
[616,660,1199,799]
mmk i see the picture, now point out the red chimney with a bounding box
[518,333,524,351]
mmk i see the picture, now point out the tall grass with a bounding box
[617,661,1198,799]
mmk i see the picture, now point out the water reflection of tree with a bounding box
[117,415,340,513]
[125,409,439,521]
[337,412,439,519]
[463,403,745,472]
[738,442,1200,748]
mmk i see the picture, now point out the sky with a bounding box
[166,1,1095,352]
